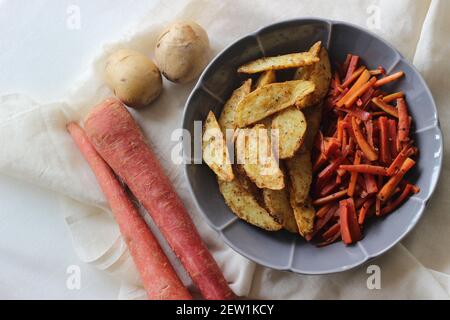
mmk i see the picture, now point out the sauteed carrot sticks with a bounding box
[310,54,419,246]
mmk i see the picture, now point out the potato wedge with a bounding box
[218,178,282,231]
[271,107,307,159]
[255,70,276,89]
[263,187,298,233]
[294,45,331,108]
[202,111,234,181]
[236,124,284,190]
[235,164,262,203]
[218,79,252,132]
[290,195,315,238]
[299,103,323,153]
[236,80,315,128]
[285,151,312,204]
[238,52,319,74]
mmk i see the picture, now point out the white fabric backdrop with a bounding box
[0,0,449,299]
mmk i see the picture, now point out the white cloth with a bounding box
[1,0,449,299]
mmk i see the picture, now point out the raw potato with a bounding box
[238,52,319,74]
[202,111,234,181]
[155,21,210,83]
[219,79,252,132]
[236,80,315,128]
[218,178,282,231]
[255,70,276,89]
[294,44,331,108]
[263,187,298,233]
[290,196,315,238]
[286,151,313,204]
[271,107,307,159]
[105,49,162,109]
[236,125,285,190]
[299,103,323,153]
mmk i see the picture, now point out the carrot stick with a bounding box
[378,116,391,164]
[358,197,375,225]
[307,205,338,241]
[322,222,341,239]
[313,153,327,173]
[84,99,235,300]
[319,179,339,197]
[380,184,414,216]
[387,119,398,158]
[383,91,404,103]
[313,189,349,207]
[371,97,399,118]
[378,158,416,202]
[344,77,377,108]
[397,98,410,142]
[337,117,344,143]
[339,200,352,244]
[336,107,371,121]
[316,148,350,185]
[352,117,378,161]
[337,70,371,108]
[344,55,360,82]
[341,54,352,78]
[341,66,366,89]
[386,145,411,176]
[374,71,405,87]
[67,123,192,300]
[316,203,335,219]
[364,173,379,194]
[340,198,361,244]
[317,231,341,247]
[348,151,361,197]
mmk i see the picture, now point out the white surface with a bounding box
[1,0,450,300]
[0,0,154,300]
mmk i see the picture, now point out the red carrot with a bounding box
[378,158,416,202]
[387,119,398,158]
[378,116,391,164]
[344,77,377,108]
[364,173,379,194]
[67,122,192,300]
[386,145,411,176]
[344,55,360,82]
[84,99,234,300]
[340,198,361,244]
[322,222,341,239]
[380,184,414,216]
[397,98,410,142]
[352,117,378,161]
[371,97,399,118]
[316,203,335,219]
[313,189,349,207]
[339,164,388,176]
[348,151,362,197]
[341,66,366,89]
[358,197,375,225]
[383,91,404,103]
[336,107,371,121]
[374,71,404,87]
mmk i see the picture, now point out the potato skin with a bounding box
[155,21,210,84]
[105,49,162,109]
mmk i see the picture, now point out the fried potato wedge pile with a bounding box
[202,41,332,238]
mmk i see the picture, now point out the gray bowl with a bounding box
[182,18,443,274]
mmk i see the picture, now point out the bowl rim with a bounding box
[182,17,444,275]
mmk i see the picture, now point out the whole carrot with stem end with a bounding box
[67,123,192,300]
[84,99,235,300]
